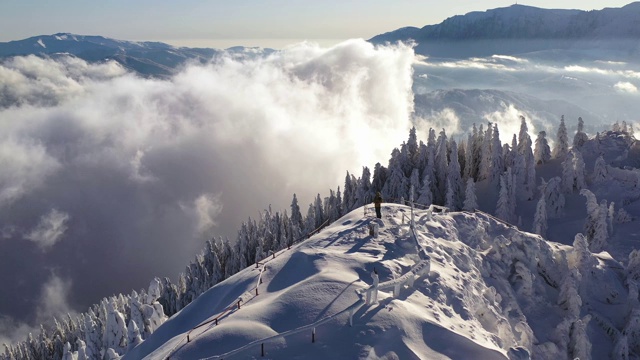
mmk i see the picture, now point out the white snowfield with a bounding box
[124,199,628,360]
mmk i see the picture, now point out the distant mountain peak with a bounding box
[370,2,640,46]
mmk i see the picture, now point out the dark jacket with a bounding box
[374,193,383,208]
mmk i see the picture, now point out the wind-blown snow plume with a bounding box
[0,39,415,340]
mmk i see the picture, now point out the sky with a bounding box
[0,1,636,48]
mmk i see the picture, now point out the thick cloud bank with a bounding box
[0,39,414,340]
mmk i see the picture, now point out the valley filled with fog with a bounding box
[1,35,639,346]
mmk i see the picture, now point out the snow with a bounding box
[118,127,640,360]
[37,38,46,48]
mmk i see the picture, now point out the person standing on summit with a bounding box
[374,191,383,219]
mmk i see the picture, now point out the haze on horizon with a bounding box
[0,0,635,48]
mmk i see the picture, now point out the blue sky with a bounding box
[0,1,635,48]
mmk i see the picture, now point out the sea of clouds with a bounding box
[0,39,416,345]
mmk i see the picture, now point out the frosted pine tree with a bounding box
[464,130,475,181]
[61,342,74,360]
[76,339,88,360]
[573,150,586,191]
[553,115,570,160]
[417,172,433,206]
[447,139,463,209]
[534,131,551,164]
[581,189,601,251]
[541,177,565,218]
[573,117,589,149]
[478,123,493,181]
[593,156,607,184]
[628,250,640,282]
[435,129,449,204]
[382,161,408,202]
[624,308,640,354]
[371,162,387,194]
[445,179,456,210]
[561,151,575,193]
[612,334,629,360]
[127,319,143,352]
[409,169,420,203]
[533,196,547,237]
[457,139,467,182]
[557,269,581,318]
[463,178,478,211]
[355,166,372,208]
[496,171,513,223]
[589,200,609,252]
[569,316,592,360]
[490,123,504,184]
[104,300,127,355]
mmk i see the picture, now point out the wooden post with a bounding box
[215,318,218,325]
[312,327,316,343]
[238,300,241,309]
[256,287,259,296]
[187,334,190,343]
[261,343,265,357]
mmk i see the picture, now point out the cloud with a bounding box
[614,81,638,93]
[0,275,74,348]
[415,108,461,138]
[482,104,551,145]
[181,193,224,235]
[24,209,70,250]
[0,39,415,336]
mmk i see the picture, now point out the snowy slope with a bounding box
[124,201,630,359]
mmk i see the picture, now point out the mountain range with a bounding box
[370,2,640,58]
[0,33,271,77]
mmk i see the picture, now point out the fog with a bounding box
[0,39,414,344]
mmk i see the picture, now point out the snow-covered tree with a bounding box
[557,269,581,318]
[104,300,127,355]
[417,172,433,206]
[496,169,515,223]
[479,123,493,181]
[534,131,551,164]
[553,115,570,160]
[624,308,640,354]
[76,339,88,360]
[579,189,608,252]
[409,169,420,204]
[573,150,586,191]
[533,196,547,237]
[445,179,455,210]
[371,162,387,193]
[592,156,608,184]
[616,208,633,224]
[61,342,74,360]
[573,117,589,149]
[382,161,408,202]
[435,129,449,204]
[127,320,143,352]
[490,123,504,184]
[355,167,372,208]
[447,139,463,209]
[463,178,478,211]
[569,316,592,360]
[540,177,565,219]
[612,334,629,360]
[561,151,575,193]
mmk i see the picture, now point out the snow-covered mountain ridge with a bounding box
[370,3,640,43]
[0,33,271,77]
[370,2,640,59]
[125,204,630,359]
